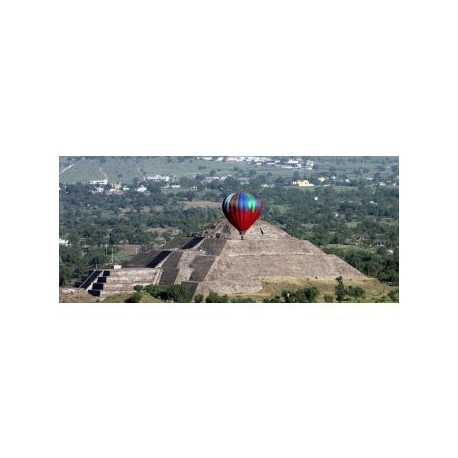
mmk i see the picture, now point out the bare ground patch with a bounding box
[145,227,181,235]
[179,200,221,209]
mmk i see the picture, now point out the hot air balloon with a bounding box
[222,191,263,239]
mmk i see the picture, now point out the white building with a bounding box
[305,160,314,170]
[89,179,108,185]
[147,175,170,182]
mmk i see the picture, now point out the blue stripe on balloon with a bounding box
[239,192,248,210]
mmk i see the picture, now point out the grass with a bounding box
[230,277,399,303]
[59,288,100,303]
[59,290,164,303]
[101,292,162,303]
[59,277,398,303]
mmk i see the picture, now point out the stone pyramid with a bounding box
[109,218,365,298]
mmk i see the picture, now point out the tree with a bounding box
[281,290,294,302]
[144,284,161,296]
[346,285,366,300]
[178,176,194,188]
[126,291,143,303]
[388,289,399,302]
[294,286,319,303]
[59,265,73,286]
[335,276,346,303]
[142,284,186,302]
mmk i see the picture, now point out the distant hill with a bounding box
[59,156,247,184]
[58,155,398,185]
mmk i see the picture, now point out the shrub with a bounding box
[346,285,366,299]
[335,276,346,303]
[388,289,399,302]
[205,291,229,303]
[194,293,204,303]
[125,291,143,303]
[230,297,256,303]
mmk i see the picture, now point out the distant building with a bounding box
[136,185,147,193]
[254,156,269,163]
[59,238,69,246]
[89,179,108,185]
[147,175,170,182]
[107,182,123,194]
[293,180,314,187]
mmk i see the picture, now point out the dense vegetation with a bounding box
[120,278,399,303]
[59,156,399,292]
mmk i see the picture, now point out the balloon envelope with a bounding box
[222,192,263,234]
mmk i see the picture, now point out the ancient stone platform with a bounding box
[84,219,366,299]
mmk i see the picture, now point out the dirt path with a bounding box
[59,158,84,175]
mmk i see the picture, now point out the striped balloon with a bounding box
[222,191,263,237]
